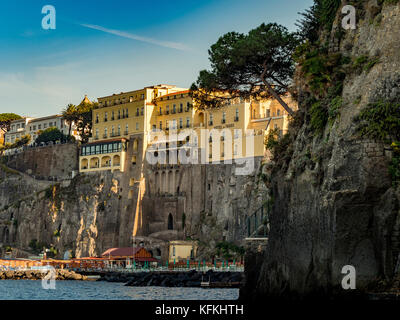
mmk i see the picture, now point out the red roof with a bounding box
[101,247,142,257]
[135,257,158,262]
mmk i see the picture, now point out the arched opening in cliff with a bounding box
[168,214,174,230]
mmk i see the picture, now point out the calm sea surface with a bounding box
[0,280,239,300]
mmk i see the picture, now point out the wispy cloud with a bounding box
[80,23,191,51]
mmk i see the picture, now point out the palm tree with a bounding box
[62,104,77,137]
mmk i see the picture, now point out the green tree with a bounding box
[0,113,22,132]
[35,127,69,144]
[62,104,78,137]
[76,102,97,143]
[190,23,299,115]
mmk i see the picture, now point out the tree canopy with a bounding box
[35,127,70,144]
[61,99,97,143]
[190,23,299,115]
[0,113,22,132]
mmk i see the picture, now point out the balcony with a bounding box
[103,134,108,138]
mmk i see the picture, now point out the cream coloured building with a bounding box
[27,114,78,143]
[79,84,297,173]
[4,118,33,145]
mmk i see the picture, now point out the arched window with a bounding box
[168,213,173,230]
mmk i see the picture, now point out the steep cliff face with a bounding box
[242,1,400,299]
[0,169,135,258]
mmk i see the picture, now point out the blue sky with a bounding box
[0,0,313,117]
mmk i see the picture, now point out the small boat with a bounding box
[200,276,210,288]
[86,275,101,281]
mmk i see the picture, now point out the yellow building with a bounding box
[169,240,198,263]
[79,85,187,173]
[79,84,297,173]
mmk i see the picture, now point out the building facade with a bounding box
[27,114,78,143]
[79,85,296,174]
[4,118,33,145]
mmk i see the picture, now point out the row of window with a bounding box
[158,102,191,115]
[159,93,187,101]
[252,109,283,119]
[95,108,143,123]
[155,118,191,130]
[10,123,25,132]
[100,94,145,107]
[208,109,240,126]
[94,123,137,140]
[29,121,61,132]
[81,142,123,156]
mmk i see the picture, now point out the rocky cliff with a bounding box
[0,147,267,260]
[242,0,400,299]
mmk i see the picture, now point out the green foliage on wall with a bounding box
[356,101,400,143]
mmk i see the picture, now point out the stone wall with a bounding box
[5,143,78,180]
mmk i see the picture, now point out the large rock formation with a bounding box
[0,143,267,261]
[242,1,400,299]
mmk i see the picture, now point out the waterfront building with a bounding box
[168,240,198,263]
[101,247,158,268]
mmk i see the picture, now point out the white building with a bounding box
[4,118,34,145]
[27,114,79,143]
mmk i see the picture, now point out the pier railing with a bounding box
[74,263,244,274]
